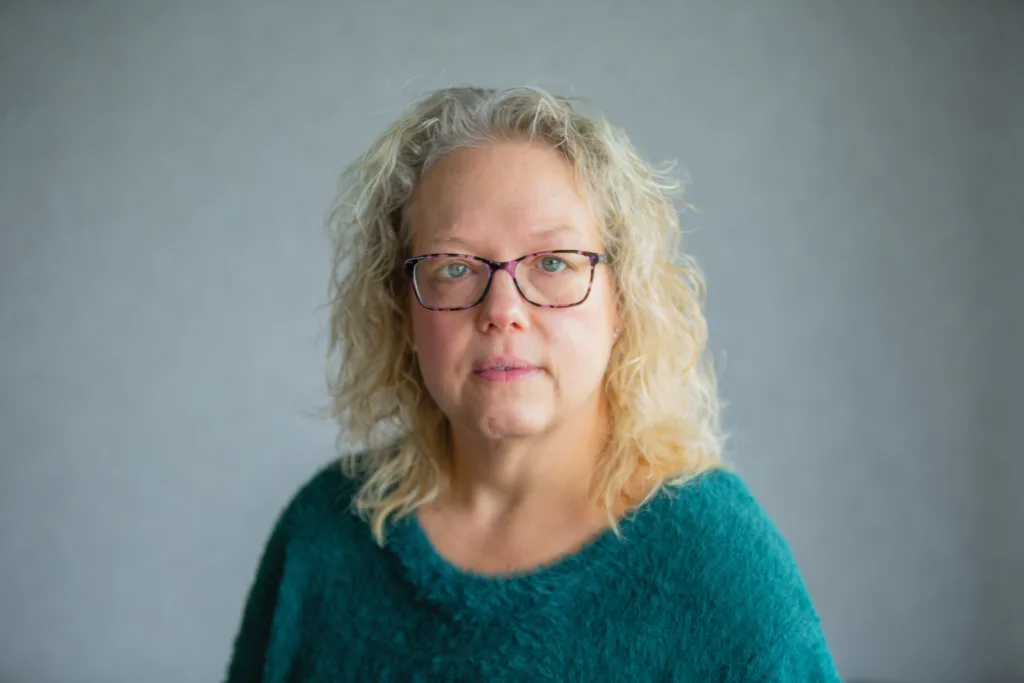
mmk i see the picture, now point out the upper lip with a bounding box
[473,356,540,372]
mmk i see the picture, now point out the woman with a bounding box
[225,86,840,682]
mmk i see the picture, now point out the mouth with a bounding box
[472,356,542,383]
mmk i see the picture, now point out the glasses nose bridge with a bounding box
[479,258,525,306]
[486,258,521,288]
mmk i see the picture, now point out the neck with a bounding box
[444,396,612,519]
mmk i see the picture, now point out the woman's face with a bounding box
[408,141,619,442]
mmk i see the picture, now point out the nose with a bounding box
[475,267,528,333]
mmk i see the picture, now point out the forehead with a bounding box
[408,142,602,253]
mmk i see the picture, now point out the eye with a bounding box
[539,256,568,273]
[439,262,469,279]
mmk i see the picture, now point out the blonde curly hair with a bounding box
[324,85,728,544]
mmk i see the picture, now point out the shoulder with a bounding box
[660,467,795,563]
[267,457,367,552]
[653,467,802,577]
[645,467,829,666]
[224,460,370,681]
[287,458,359,516]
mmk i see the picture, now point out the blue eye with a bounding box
[442,263,468,279]
[540,257,567,273]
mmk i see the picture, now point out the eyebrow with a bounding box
[428,224,584,250]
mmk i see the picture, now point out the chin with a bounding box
[472,407,553,440]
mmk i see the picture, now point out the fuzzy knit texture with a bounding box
[224,460,841,682]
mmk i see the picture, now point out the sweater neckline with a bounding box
[385,489,670,623]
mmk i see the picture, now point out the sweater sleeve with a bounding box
[661,470,843,682]
[223,504,294,683]
[749,621,842,682]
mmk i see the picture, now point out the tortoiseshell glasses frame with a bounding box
[403,249,610,311]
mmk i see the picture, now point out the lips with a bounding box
[472,356,542,383]
[473,356,538,372]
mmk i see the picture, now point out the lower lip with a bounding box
[474,367,541,383]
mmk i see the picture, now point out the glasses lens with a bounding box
[413,256,490,309]
[516,252,593,306]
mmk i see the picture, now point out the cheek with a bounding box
[410,291,444,343]
[547,309,614,377]
[410,308,467,389]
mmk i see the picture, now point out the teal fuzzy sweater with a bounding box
[224,461,840,682]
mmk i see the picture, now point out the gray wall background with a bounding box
[1,1,1020,682]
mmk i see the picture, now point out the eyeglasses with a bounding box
[404,250,610,311]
